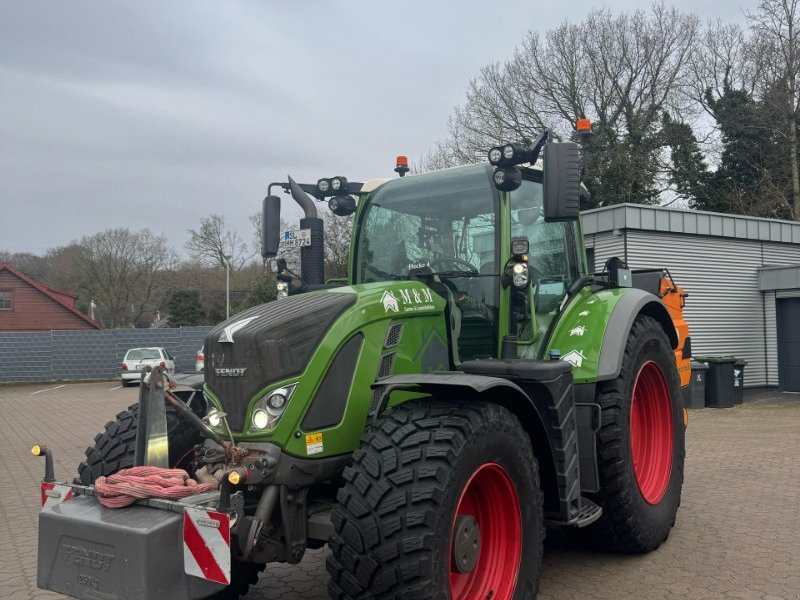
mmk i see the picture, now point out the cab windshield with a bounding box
[355,165,498,284]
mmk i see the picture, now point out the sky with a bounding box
[0,1,756,257]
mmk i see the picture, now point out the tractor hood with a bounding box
[204,282,446,433]
[204,292,356,430]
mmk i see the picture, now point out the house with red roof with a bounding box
[0,263,102,330]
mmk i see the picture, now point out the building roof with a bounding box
[0,263,102,329]
[582,203,800,245]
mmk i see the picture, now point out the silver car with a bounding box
[121,347,176,386]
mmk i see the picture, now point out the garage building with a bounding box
[582,204,800,390]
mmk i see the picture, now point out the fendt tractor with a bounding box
[35,123,691,600]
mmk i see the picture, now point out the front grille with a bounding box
[384,323,404,347]
[204,292,355,430]
[369,385,387,416]
[377,352,396,378]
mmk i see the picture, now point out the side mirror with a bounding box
[543,142,580,222]
[262,195,281,258]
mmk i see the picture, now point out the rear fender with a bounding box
[596,289,677,381]
[547,287,677,383]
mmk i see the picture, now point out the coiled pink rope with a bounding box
[95,466,217,508]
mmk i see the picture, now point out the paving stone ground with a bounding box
[0,382,798,600]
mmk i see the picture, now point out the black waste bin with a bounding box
[733,359,747,405]
[687,361,708,409]
[695,355,736,408]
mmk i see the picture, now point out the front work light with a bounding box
[276,281,289,298]
[488,142,528,166]
[511,236,529,258]
[330,176,348,193]
[329,194,357,216]
[493,166,522,192]
[317,179,330,195]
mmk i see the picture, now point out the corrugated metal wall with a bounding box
[764,291,777,386]
[624,231,768,385]
[582,206,800,387]
[585,232,624,269]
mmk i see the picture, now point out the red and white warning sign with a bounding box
[40,482,73,510]
[183,506,231,585]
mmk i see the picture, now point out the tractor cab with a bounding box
[351,146,584,364]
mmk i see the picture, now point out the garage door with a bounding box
[777,298,800,391]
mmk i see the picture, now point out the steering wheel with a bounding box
[429,257,479,274]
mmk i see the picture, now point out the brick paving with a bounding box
[0,382,798,600]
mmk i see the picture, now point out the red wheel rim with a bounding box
[630,360,673,504]
[449,463,522,600]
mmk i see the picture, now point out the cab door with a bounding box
[507,176,585,358]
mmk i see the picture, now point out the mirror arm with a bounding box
[527,129,551,164]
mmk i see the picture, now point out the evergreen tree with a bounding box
[168,290,204,327]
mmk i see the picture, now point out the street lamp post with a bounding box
[224,254,232,319]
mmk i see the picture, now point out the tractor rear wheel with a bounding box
[327,399,543,600]
[575,315,685,552]
[75,402,265,598]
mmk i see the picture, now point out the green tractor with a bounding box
[36,128,691,600]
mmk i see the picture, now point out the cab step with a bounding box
[545,498,603,528]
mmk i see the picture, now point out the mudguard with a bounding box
[375,368,584,522]
[546,287,676,384]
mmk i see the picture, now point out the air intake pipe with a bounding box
[288,176,325,286]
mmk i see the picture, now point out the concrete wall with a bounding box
[0,327,212,383]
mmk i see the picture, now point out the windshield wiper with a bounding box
[433,270,491,278]
[363,263,410,281]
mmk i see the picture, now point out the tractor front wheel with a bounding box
[327,400,543,600]
[576,314,685,552]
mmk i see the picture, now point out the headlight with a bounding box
[512,262,529,288]
[331,177,342,191]
[502,144,515,160]
[252,409,270,430]
[250,384,297,431]
[317,179,330,194]
[204,407,226,428]
[276,281,289,298]
[267,393,286,411]
[488,147,503,165]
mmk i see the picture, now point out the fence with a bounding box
[0,327,213,384]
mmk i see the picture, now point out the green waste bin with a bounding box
[687,361,708,409]
[695,355,736,408]
[733,359,747,405]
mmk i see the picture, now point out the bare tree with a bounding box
[78,228,174,328]
[186,214,256,270]
[421,3,701,206]
[322,208,353,279]
[0,250,49,279]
